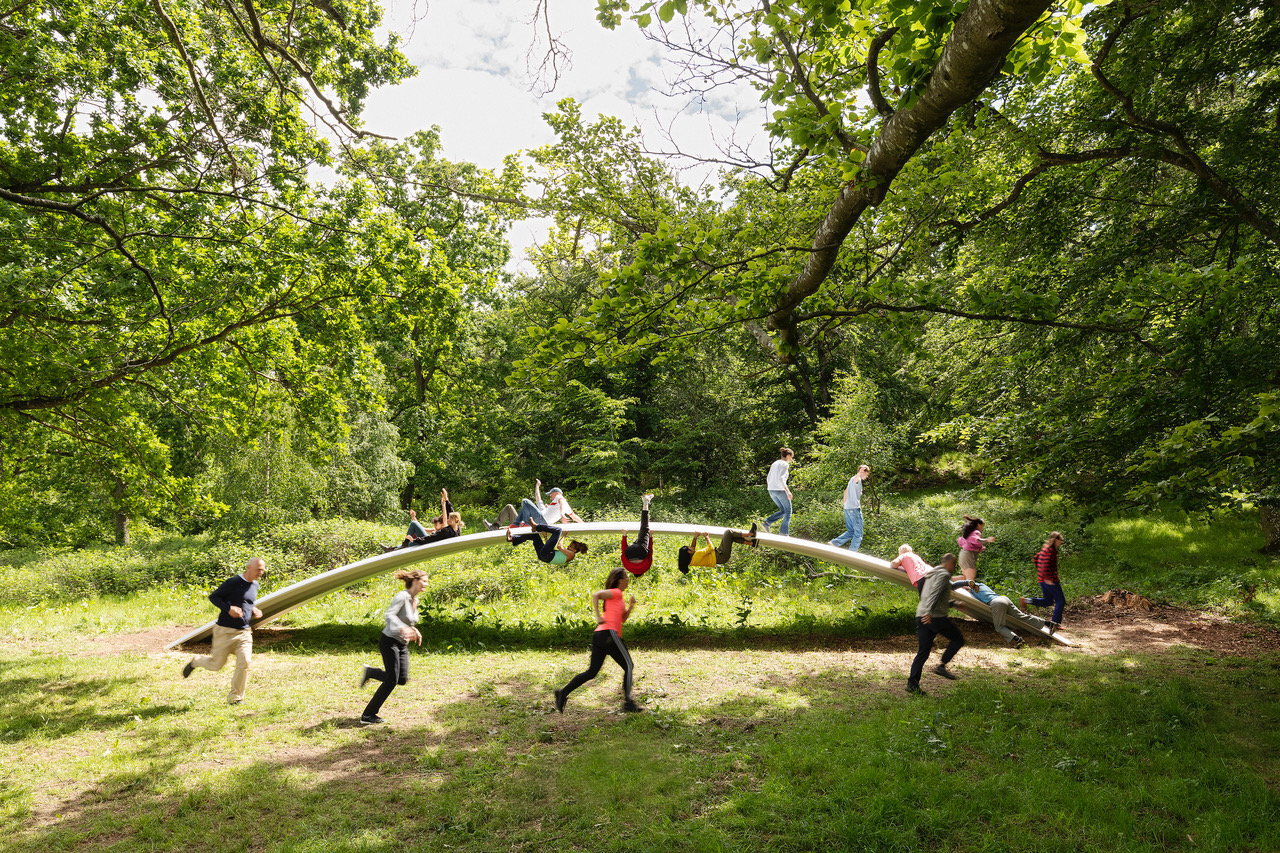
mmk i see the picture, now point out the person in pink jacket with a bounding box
[956,515,996,581]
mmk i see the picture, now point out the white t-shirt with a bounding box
[843,475,863,509]
[766,459,791,491]
[541,494,571,524]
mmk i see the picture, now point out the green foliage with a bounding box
[795,371,906,492]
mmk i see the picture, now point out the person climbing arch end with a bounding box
[676,526,759,575]
[554,567,641,714]
[509,522,588,566]
[620,493,655,576]
[889,543,931,593]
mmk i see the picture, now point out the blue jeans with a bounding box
[765,490,792,535]
[514,498,548,526]
[512,523,562,563]
[1030,582,1066,624]
[829,507,864,551]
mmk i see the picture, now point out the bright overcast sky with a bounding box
[361,0,768,269]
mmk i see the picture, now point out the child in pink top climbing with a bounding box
[956,515,996,581]
[889,544,932,592]
[554,568,641,714]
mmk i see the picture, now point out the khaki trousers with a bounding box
[192,625,253,703]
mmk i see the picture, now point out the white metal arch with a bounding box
[168,522,1071,648]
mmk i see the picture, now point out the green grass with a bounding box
[1,635,1277,852]
[2,490,1279,850]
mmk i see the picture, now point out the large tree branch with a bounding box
[866,27,899,118]
[1091,7,1280,246]
[765,0,1055,360]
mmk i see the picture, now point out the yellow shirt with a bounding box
[689,543,717,567]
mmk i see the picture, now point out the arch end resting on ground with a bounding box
[167,522,1072,649]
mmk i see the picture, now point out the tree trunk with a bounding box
[112,480,130,546]
[1260,501,1280,554]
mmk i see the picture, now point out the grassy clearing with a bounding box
[1,633,1277,852]
[2,491,1278,850]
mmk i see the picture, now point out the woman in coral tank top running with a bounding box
[554,568,641,714]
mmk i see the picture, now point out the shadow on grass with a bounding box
[8,648,1280,853]
[242,607,958,656]
[0,665,186,743]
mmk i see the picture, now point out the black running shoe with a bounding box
[359,666,374,689]
[182,661,194,679]
[554,688,566,713]
[933,664,959,680]
[359,715,384,725]
[622,699,642,713]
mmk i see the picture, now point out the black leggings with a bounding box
[512,523,563,563]
[363,633,409,717]
[624,509,651,562]
[561,629,633,701]
[908,616,965,684]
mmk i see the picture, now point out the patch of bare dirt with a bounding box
[1062,591,1280,656]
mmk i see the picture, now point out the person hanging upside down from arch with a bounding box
[508,522,588,565]
[676,525,759,575]
[554,567,641,714]
[620,493,655,576]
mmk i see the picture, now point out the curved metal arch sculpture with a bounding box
[168,522,1071,648]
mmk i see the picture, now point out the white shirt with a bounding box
[766,459,790,491]
[844,475,863,510]
[540,494,572,524]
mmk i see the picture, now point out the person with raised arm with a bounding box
[383,489,463,552]
[486,478,584,530]
[554,567,641,714]
[956,515,996,581]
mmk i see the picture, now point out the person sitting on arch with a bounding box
[620,493,655,576]
[676,526,759,575]
[383,489,463,552]
[485,478,584,530]
[508,522,588,566]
